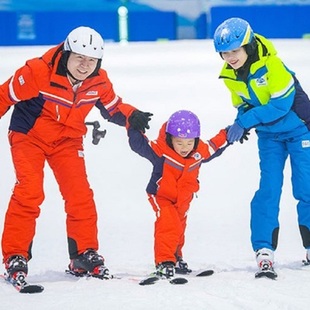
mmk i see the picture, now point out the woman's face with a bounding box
[221,47,248,70]
[67,52,98,83]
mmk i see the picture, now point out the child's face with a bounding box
[171,136,195,157]
[221,47,248,69]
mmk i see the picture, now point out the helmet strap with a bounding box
[244,38,258,56]
[166,133,174,150]
[59,51,82,84]
[166,134,200,155]
[66,70,83,85]
[236,46,259,82]
[60,51,101,84]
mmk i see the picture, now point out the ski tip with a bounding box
[170,277,188,285]
[196,269,214,277]
[20,284,44,294]
[139,276,159,286]
[255,271,278,280]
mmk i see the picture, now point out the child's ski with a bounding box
[138,269,214,285]
[191,269,214,277]
[139,275,188,286]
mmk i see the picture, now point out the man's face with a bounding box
[67,52,98,82]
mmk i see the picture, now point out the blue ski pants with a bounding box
[251,131,310,251]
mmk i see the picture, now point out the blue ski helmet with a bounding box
[166,110,200,138]
[213,17,254,52]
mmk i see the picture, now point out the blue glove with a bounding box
[227,122,245,143]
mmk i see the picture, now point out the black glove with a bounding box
[128,110,153,133]
[240,130,250,144]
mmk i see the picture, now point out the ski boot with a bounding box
[175,258,192,275]
[67,249,110,280]
[303,249,310,266]
[155,261,175,279]
[4,255,29,288]
[255,248,277,279]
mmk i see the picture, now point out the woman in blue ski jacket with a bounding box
[213,17,310,279]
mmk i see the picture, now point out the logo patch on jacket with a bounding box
[255,76,267,87]
[78,150,84,157]
[192,152,202,160]
[18,75,25,85]
[86,91,98,96]
[302,140,310,148]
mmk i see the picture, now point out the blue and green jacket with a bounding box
[219,34,310,137]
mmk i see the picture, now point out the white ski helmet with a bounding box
[64,26,104,59]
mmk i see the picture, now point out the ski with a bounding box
[138,268,214,285]
[65,269,113,280]
[175,269,214,277]
[302,259,310,266]
[255,269,278,280]
[0,273,44,294]
[195,269,214,277]
[139,276,159,285]
[170,277,188,284]
[139,275,188,286]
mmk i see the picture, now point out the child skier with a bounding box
[127,110,229,278]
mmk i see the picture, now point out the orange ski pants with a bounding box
[148,194,191,265]
[1,131,98,262]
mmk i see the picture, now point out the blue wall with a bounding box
[0,10,177,46]
[210,5,310,39]
[0,0,177,46]
[0,11,119,46]
[0,2,310,45]
[127,11,176,42]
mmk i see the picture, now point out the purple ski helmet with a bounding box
[166,110,200,138]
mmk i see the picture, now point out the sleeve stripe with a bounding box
[105,95,120,111]
[271,77,294,99]
[9,75,20,102]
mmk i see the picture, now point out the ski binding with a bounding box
[65,268,112,280]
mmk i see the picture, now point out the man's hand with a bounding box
[128,110,153,133]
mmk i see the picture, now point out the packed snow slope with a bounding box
[0,38,310,309]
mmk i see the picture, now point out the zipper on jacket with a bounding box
[56,105,60,121]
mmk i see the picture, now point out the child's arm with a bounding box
[127,127,159,164]
[209,128,228,149]
[202,128,230,163]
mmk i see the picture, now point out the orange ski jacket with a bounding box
[0,43,136,144]
[128,123,228,206]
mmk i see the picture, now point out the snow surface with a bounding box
[0,39,310,309]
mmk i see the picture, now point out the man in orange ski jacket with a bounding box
[0,26,152,284]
